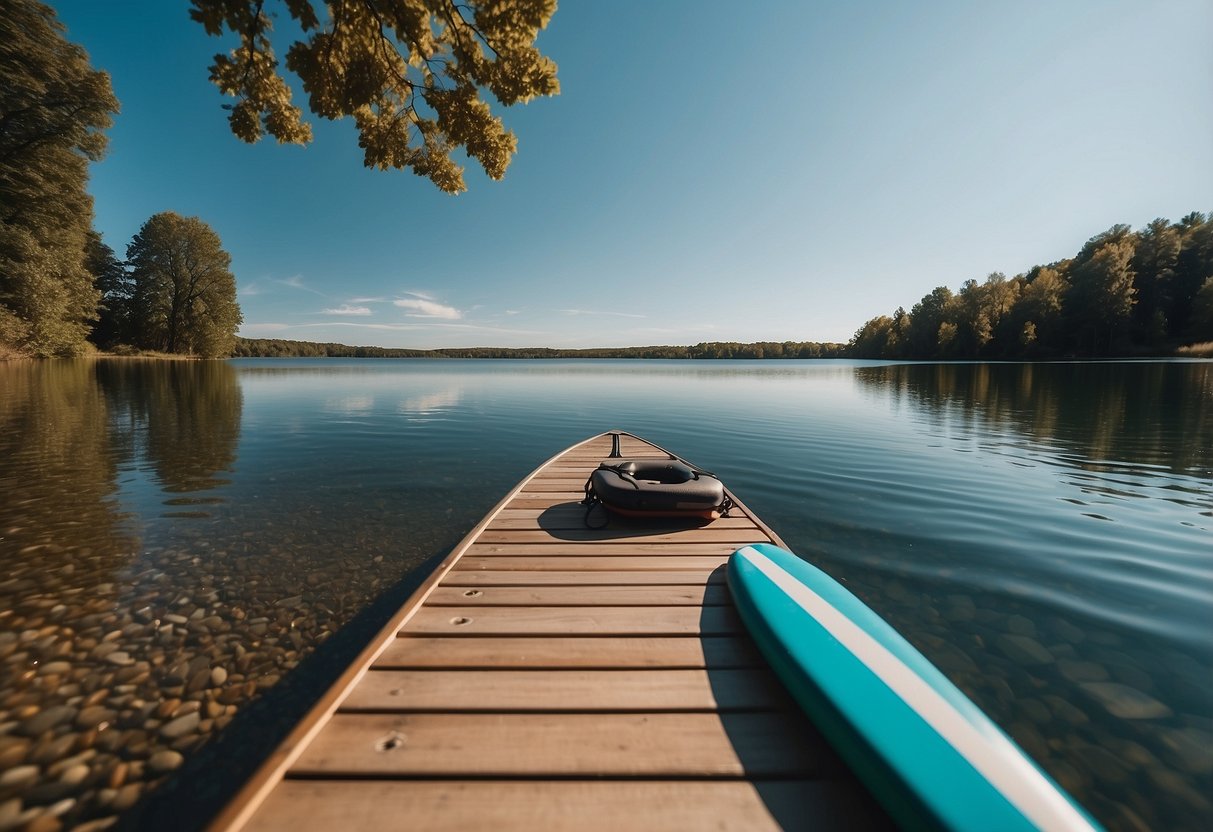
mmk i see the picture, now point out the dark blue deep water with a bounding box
[1,358,1210,829]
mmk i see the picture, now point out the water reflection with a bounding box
[830,361,1213,829]
[398,387,462,418]
[854,362,1212,477]
[0,363,138,715]
[0,359,420,831]
[98,361,243,498]
[323,394,375,415]
[0,360,134,563]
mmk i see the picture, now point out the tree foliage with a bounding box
[1190,277,1213,343]
[127,213,243,357]
[1067,234,1136,353]
[849,214,1213,359]
[1131,217,1180,344]
[0,0,119,356]
[906,286,954,357]
[189,0,560,193]
[85,231,132,348]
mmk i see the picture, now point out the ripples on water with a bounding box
[0,358,1210,830]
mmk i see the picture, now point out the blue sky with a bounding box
[56,1,1213,348]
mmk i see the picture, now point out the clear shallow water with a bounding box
[1,358,1210,829]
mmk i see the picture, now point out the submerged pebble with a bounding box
[1081,682,1173,720]
[995,634,1054,665]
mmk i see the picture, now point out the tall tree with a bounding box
[0,0,119,355]
[956,273,1020,356]
[1189,277,1213,342]
[906,286,954,358]
[189,0,560,194]
[1171,214,1213,336]
[1015,266,1068,354]
[850,315,897,358]
[1131,217,1181,343]
[127,213,243,357]
[1066,235,1136,354]
[1072,223,1134,270]
[85,231,132,348]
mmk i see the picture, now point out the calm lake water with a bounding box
[1,358,1210,830]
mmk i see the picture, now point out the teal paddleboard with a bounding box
[728,543,1102,832]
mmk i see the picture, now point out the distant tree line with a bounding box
[232,340,434,358]
[850,215,1213,359]
[233,339,849,359]
[1,2,242,359]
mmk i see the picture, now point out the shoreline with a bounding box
[4,340,1212,362]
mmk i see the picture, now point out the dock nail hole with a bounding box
[450,616,472,626]
[375,731,406,752]
[463,589,482,597]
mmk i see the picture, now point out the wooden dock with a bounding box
[213,432,890,830]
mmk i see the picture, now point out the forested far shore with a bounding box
[231,339,848,359]
[851,214,1213,359]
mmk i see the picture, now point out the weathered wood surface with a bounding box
[249,780,885,832]
[456,555,735,571]
[291,713,838,777]
[423,584,732,605]
[341,668,789,711]
[374,636,764,669]
[440,569,731,585]
[219,431,889,832]
[402,604,743,635]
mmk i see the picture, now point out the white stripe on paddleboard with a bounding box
[737,546,1097,832]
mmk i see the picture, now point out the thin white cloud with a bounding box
[293,321,542,335]
[504,310,520,316]
[275,275,328,297]
[402,290,435,301]
[239,282,263,296]
[559,308,647,319]
[348,296,385,304]
[239,322,290,334]
[323,305,373,316]
[394,298,463,319]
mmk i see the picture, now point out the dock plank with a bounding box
[518,479,602,491]
[506,495,587,508]
[247,780,891,832]
[466,542,744,555]
[456,556,732,572]
[476,529,769,544]
[290,712,839,777]
[341,668,789,711]
[374,636,763,669]
[401,605,741,635]
[425,584,731,605]
[487,515,759,531]
[496,506,757,521]
[440,569,729,585]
